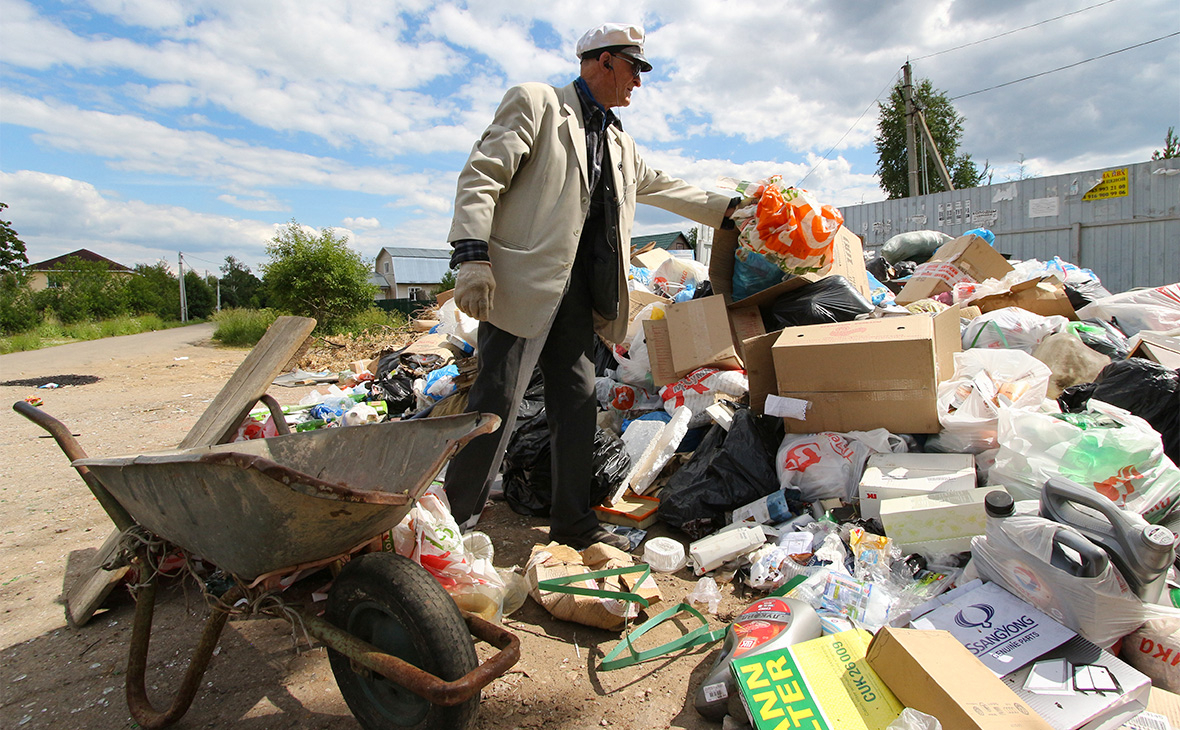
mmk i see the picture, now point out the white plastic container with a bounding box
[643,537,687,573]
[689,526,765,575]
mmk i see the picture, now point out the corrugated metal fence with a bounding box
[838,159,1180,293]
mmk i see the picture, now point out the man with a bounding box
[445,23,736,551]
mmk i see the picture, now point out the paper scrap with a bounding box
[764,394,809,420]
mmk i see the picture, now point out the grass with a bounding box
[0,314,192,354]
[211,306,412,347]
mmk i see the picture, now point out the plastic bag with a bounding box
[1077,283,1180,336]
[970,512,1166,646]
[990,400,1180,523]
[731,176,844,276]
[657,409,783,539]
[767,275,874,329]
[962,306,1068,353]
[595,376,662,416]
[881,230,953,264]
[888,709,942,730]
[659,368,748,428]
[389,492,505,600]
[686,576,722,614]
[925,348,1053,454]
[1063,318,1130,360]
[865,270,895,306]
[653,256,708,300]
[614,301,668,388]
[776,429,908,502]
[502,411,631,517]
[732,248,786,301]
[1059,358,1180,464]
[423,364,460,402]
[961,227,994,245]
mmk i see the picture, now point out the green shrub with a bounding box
[0,332,41,354]
[212,308,280,346]
[0,276,40,335]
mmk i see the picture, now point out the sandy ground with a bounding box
[0,324,748,730]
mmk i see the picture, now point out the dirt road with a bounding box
[0,326,740,729]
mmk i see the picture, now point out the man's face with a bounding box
[606,53,642,108]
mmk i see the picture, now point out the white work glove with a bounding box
[454,261,495,321]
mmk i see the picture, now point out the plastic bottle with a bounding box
[693,596,822,720]
[689,526,765,575]
[1039,477,1177,603]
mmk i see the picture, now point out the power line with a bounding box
[950,31,1179,100]
[914,0,1124,61]
[796,70,901,188]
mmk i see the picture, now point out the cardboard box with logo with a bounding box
[893,233,1013,306]
[879,489,991,554]
[858,452,977,520]
[770,306,961,433]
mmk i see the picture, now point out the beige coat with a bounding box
[448,81,732,345]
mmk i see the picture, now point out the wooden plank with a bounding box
[65,526,130,628]
[178,315,316,449]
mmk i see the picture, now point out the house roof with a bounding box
[368,273,392,289]
[629,231,689,251]
[380,247,452,260]
[27,249,133,272]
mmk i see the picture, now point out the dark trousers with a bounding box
[443,269,599,536]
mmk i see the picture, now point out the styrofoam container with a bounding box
[643,537,688,573]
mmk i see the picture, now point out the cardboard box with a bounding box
[644,295,742,387]
[631,247,673,271]
[973,276,1078,320]
[894,234,1014,306]
[709,225,872,308]
[731,629,902,730]
[878,488,990,553]
[858,453,977,520]
[1130,332,1180,370]
[771,306,961,433]
[627,289,669,322]
[1125,687,1180,729]
[866,627,1054,730]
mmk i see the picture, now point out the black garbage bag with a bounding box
[865,256,894,283]
[893,260,917,278]
[691,280,715,300]
[593,337,616,378]
[517,366,546,422]
[1068,318,1130,360]
[1058,358,1180,463]
[767,275,874,330]
[657,408,785,539]
[502,410,631,517]
[1064,278,1113,311]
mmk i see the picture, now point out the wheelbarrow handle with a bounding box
[12,401,136,532]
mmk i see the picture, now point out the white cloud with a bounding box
[3,170,277,267]
[342,216,381,230]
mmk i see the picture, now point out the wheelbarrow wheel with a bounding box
[327,552,479,730]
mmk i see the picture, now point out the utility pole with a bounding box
[903,61,920,198]
[178,252,188,323]
[915,106,955,192]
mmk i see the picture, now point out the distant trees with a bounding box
[1153,127,1178,161]
[0,203,28,281]
[262,221,376,330]
[219,255,264,309]
[875,77,984,199]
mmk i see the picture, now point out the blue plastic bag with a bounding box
[732,249,786,301]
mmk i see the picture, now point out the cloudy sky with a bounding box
[2,0,1176,276]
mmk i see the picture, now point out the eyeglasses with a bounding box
[610,54,642,80]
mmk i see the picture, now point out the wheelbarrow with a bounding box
[13,400,520,730]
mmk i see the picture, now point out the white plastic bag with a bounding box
[390,493,505,596]
[961,306,1068,353]
[990,400,1180,523]
[1077,283,1180,336]
[659,368,748,428]
[435,299,480,352]
[776,429,908,502]
[652,256,708,300]
[970,513,1163,646]
[925,349,1053,454]
[888,709,942,730]
[614,301,668,387]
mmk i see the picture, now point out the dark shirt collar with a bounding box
[574,77,621,131]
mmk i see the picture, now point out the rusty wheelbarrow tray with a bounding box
[14,401,519,730]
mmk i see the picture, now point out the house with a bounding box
[25,249,134,292]
[372,247,452,301]
[630,231,691,253]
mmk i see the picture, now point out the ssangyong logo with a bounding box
[954,603,996,630]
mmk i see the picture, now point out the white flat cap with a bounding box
[575,23,651,72]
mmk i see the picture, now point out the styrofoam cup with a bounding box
[643,536,687,573]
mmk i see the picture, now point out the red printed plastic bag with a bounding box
[658,367,748,427]
[731,176,844,276]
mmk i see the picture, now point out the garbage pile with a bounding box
[256,178,1180,729]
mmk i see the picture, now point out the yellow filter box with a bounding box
[731,629,902,730]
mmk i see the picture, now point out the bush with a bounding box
[262,221,377,332]
[212,308,280,346]
[0,274,40,335]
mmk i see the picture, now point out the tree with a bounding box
[184,269,215,319]
[432,268,456,298]
[1153,127,1179,160]
[219,255,264,308]
[262,220,376,330]
[125,262,181,320]
[0,203,29,281]
[875,77,984,199]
